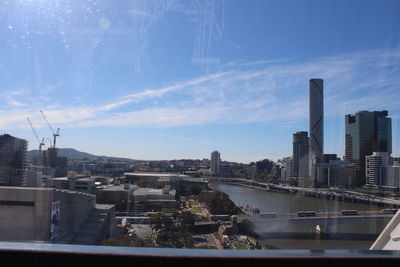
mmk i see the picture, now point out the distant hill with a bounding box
[27,148,138,162]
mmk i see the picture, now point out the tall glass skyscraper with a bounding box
[345,110,392,186]
[292,131,309,186]
[210,151,221,176]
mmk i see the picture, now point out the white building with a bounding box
[366,152,390,186]
[280,157,293,183]
[384,165,400,190]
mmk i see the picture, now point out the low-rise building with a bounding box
[95,183,139,212]
[46,171,95,193]
[125,172,189,185]
[132,186,177,214]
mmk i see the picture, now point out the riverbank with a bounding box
[211,183,391,250]
[209,181,400,208]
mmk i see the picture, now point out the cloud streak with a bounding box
[1,48,400,131]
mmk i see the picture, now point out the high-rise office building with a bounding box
[210,151,221,176]
[345,110,392,185]
[280,157,293,184]
[292,131,309,185]
[0,134,28,186]
[366,152,390,186]
[384,165,400,189]
[308,78,324,187]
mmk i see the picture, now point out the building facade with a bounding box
[366,152,390,186]
[314,160,356,187]
[345,110,392,185]
[292,131,309,185]
[384,165,400,189]
[280,157,293,184]
[211,151,221,176]
[308,78,324,187]
[0,187,115,244]
[0,134,28,186]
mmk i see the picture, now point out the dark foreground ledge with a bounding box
[1,242,400,266]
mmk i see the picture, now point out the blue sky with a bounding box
[0,0,399,163]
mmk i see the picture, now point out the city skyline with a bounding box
[0,1,399,163]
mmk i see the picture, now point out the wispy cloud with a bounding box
[99,71,230,112]
[128,9,151,17]
[160,134,217,146]
[1,48,400,131]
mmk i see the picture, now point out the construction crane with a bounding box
[27,117,45,151]
[40,110,60,149]
[27,117,46,165]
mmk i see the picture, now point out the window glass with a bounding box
[0,0,399,252]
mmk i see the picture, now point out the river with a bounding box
[211,183,393,250]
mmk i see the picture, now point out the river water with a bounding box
[211,183,393,250]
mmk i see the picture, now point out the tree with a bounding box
[175,183,188,200]
[238,219,259,238]
[149,213,174,233]
[149,211,195,248]
[179,211,196,232]
[256,159,274,176]
[189,184,202,195]
[102,235,154,247]
[199,191,242,215]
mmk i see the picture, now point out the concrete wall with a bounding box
[54,189,96,242]
[95,204,116,244]
[0,187,95,242]
[0,187,53,241]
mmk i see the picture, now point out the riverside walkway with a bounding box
[205,177,400,208]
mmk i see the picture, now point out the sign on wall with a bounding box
[50,200,60,240]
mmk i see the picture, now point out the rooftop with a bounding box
[101,184,139,192]
[133,188,176,197]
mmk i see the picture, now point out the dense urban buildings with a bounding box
[308,78,324,187]
[211,151,221,176]
[345,110,392,186]
[314,159,356,187]
[0,134,28,187]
